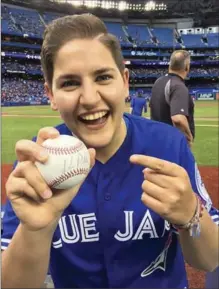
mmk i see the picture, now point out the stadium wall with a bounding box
[2,89,218,107]
[190,88,218,100]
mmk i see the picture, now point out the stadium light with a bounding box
[72,0,83,7]
[53,0,166,11]
[85,0,97,8]
[101,1,112,9]
[118,1,127,11]
[144,1,166,11]
[145,1,156,11]
[157,3,166,10]
[110,1,116,9]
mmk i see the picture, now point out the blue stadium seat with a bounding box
[105,22,127,45]
[42,12,63,24]
[151,28,175,47]
[181,34,205,48]
[125,24,154,47]
[9,6,45,37]
[207,33,219,48]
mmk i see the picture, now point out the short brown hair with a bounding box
[40,13,125,87]
[169,50,190,71]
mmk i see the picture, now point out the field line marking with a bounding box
[196,124,218,127]
[1,114,218,125]
[2,114,60,118]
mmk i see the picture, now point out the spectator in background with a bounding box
[150,50,194,148]
[130,91,147,116]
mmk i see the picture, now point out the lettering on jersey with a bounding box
[59,214,80,244]
[52,210,164,248]
[114,210,158,241]
[78,213,99,242]
[132,210,158,240]
[194,163,212,212]
[141,232,172,277]
[114,211,134,241]
[52,213,99,248]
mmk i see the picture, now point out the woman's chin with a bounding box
[80,133,113,150]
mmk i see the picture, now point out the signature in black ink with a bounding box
[62,151,89,174]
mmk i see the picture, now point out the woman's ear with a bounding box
[123,68,130,99]
[44,82,58,111]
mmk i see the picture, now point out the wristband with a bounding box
[172,195,204,237]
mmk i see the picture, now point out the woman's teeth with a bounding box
[80,111,108,121]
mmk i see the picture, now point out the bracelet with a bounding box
[172,195,204,237]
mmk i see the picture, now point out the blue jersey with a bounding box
[2,114,218,288]
[131,97,147,116]
[206,267,219,288]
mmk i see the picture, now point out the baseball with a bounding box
[35,135,90,190]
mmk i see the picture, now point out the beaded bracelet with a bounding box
[172,195,204,237]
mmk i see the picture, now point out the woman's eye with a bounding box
[96,75,112,82]
[61,80,79,88]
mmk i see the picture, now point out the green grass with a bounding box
[2,105,59,116]
[193,100,218,118]
[2,117,61,164]
[193,126,218,166]
[195,120,218,125]
[1,101,219,166]
[139,100,219,119]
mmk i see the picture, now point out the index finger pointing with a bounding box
[129,154,181,176]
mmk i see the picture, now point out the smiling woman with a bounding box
[41,15,129,160]
[45,37,129,160]
[2,13,219,289]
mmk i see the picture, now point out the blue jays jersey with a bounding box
[131,97,147,116]
[2,113,219,288]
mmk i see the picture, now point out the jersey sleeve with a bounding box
[170,84,189,117]
[1,161,20,251]
[1,136,38,251]
[179,137,219,225]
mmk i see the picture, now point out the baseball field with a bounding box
[1,100,219,288]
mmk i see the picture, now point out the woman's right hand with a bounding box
[5,127,95,232]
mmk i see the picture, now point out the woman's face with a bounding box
[46,38,129,150]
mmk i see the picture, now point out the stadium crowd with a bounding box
[2,61,42,73]
[2,77,47,104]
[130,67,219,77]
[2,61,219,78]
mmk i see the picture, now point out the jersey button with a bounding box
[104,194,111,201]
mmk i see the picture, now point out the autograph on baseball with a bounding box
[62,151,90,175]
[35,135,90,189]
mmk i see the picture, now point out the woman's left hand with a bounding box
[130,154,197,225]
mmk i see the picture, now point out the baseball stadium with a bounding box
[1,0,219,288]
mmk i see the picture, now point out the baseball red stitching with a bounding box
[43,142,84,155]
[48,167,89,188]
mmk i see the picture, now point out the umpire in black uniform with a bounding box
[150,50,194,148]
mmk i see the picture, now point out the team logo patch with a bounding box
[141,232,172,277]
[194,163,212,212]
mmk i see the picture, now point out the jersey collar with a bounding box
[168,73,185,82]
[95,114,133,173]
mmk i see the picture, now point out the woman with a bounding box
[2,14,218,288]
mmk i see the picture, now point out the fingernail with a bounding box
[42,189,52,199]
[142,168,149,173]
[39,150,48,159]
[49,131,59,137]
